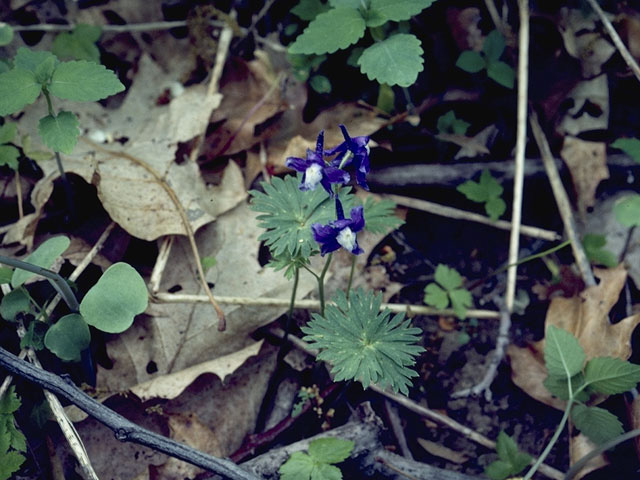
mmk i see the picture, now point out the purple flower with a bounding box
[285,130,349,196]
[325,124,371,190]
[311,201,365,256]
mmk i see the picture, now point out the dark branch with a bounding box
[0,347,259,480]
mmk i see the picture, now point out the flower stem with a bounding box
[346,255,356,299]
[318,253,333,316]
[280,267,300,349]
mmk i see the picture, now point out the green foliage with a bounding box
[437,110,470,135]
[0,387,26,480]
[0,68,42,116]
[49,60,124,102]
[613,193,640,227]
[582,234,617,268]
[0,122,19,170]
[310,74,332,94]
[52,24,102,63]
[0,24,13,46]
[11,236,70,288]
[38,111,80,154]
[20,319,47,351]
[361,196,404,234]
[457,169,506,220]
[423,264,472,319]
[583,357,640,394]
[279,437,354,480]
[80,262,148,334]
[456,30,514,89]
[611,137,640,163]
[268,252,312,280]
[368,0,438,23]
[44,313,91,362]
[302,288,424,395]
[544,325,585,378]
[287,53,327,82]
[0,267,12,284]
[0,288,31,322]
[289,8,366,55]
[250,175,354,259]
[358,33,424,87]
[570,404,623,445]
[484,431,532,480]
[292,0,331,21]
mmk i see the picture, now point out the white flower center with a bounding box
[336,227,356,252]
[303,163,323,189]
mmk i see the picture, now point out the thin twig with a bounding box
[484,0,506,36]
[583,0,640,83]
[529,113,596,287]
[153,292,502,319]
[14,170,23,220]
[505,0,529,312]
[0,347,260,480]
[385,193,561,242]
[10,20,223,33]
[149,236,175,294]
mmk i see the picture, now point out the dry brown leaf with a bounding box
[509,266,640,408]
[558,75,609,135]
[560,136,609,218]
[569,433,608,480]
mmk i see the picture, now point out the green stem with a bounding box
[346,255,356,300]
[523,399,573,480]
[318,253,333,316]
[280,267,300,349]
[0,255,79,311]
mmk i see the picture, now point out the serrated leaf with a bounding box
[80,262,148,333]
[543,373,589,401]
[495,431,531,474]
[0,68,41,116]
[44,313,91,362]
[49,60,124,101]
[289,8,366,55]
[14,48,57,77]
[0,451,25,479]
[6,419,25,453]
[358,33,423,87]
[583,234,618,267]
[0,288,31,322]
[0,387,20,415]
[544,325,586,378]
[482,30,506,61]
[312,463,342,480]
[292,0,331,20]
[434,264,463,290]
[279,451,315,480]
[0,122,17,145]
[308,437,354,464]
[52,24,102,63]
[423,282,449,309]
[0,145,19,170]
[456,50,485,73]
[485,196,506,220]
[362,196,404,234]
[614,194,640,227]
[11,236,70,288]
[584,357,640,394]
[487,60,515,89]
[0,24,13,46]
[571,404,623,445]
[328,0,361,7]
[485,459,514,480]
[0,268,12,284]
[369,0,437,23]
[38,111,80,154]
[450,288,472,319]
[457,178,489,202]
[612,137,640,163]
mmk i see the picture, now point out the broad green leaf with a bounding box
[0,122,17,145]
[49,60,125,101]
[583,234,618,267]
[52,24,102,63]
[279,451,315,480]
[38,111,80,154]
[0,60,9,74]
[0,24,13,46]
[292,0,331,20]
[495,431,531,474]
[456,50,485,73]
[0,145,19,170]
[363,8,388,27]
[450,288,472,319]
[482,30,506,61]
[485,196,506,220]
[80,262,148,333]
[312,463,342,480]
[308,437,354,464]
[328,0,361,7]
[571,404,623,445]
[457,178,489,202]
[544,325,586,378]
[614,194,640,227]
[0,386,20,414]
[310,75,332,94]
[584,357,640,394]
[0,451,25,480]
[44,313,91,362]
[487,60,515,89]
[437,110,469,135]
[358,34,424,87]
[423,282,448,309]
[0,268,12,284]
[485,459,515,480]
[611,137,640,163]
[434,264,463,290]
[369,0,437,23]
[543,373,589,401]
[14,48,57,77]
[11,236,70,288]
[0,288,31,321]
[289,8,366,55]
[0,68,41,116]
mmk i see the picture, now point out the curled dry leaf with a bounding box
[509,265,640,409]
[570,433,608,480]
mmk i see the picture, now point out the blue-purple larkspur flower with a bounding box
[285,130,349,196]
[311,203,365,256]
[325,124,371,190]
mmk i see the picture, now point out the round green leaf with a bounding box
[49,60,125,102]
[38,111,80,154]
[614,194,640,227]
[358,33,424,87]
[0,68,41,116]
[44,313,90,362]
[456,50,485,73]
[309,74,332,93]
[0,23,14,46]
[0,145,19,170]
[80,262,148,334]
[11,236,70,288]
[289,8,366,55]
[0,288,31,321]
[0,122,17,145]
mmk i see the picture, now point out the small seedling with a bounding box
[485,431,532,480]
[582,234,617,267]
[0,387,26,480]
[279,437,354,480]
[457,169,506,220]
[437,110,470,136]
[423,264,473,319]
[456,30,515,89]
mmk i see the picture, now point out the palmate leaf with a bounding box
[249,174,354,258]
[302,288,424,395]
[361,196,404,234]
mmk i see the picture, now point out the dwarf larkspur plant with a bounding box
[251,124,423,395]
